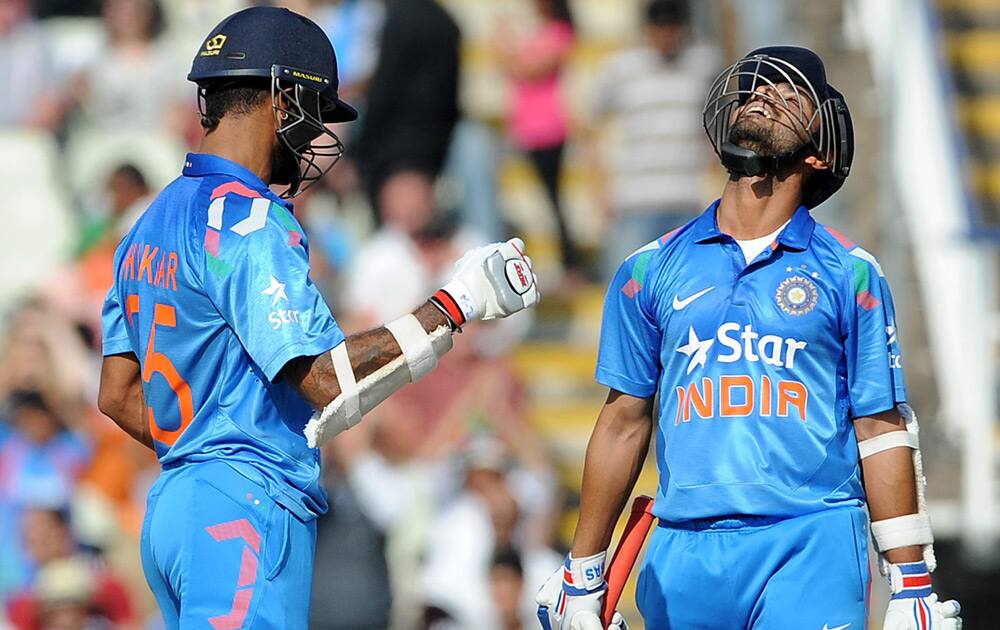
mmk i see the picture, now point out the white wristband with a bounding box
[440,279,479,322]
[566,551,607,592]
[871,513,934,551]
[386,314,437,382]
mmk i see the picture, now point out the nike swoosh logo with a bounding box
[672,286,715,310]
[822,624,850,630]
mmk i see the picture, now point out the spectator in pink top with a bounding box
[496,0,580,278]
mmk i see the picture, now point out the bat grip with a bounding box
[601,496,655,627]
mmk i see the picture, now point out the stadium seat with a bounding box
[942,3,1000,230]
[39,17,104,79]
[0,131,74,304]
[63,129,188,203]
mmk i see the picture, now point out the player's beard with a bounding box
[269,139,302,188]
[728,111,806,158]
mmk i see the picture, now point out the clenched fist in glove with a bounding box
[536,552,627,630]
[882,562,961,630]
[431,238,539,328]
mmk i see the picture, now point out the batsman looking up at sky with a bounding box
[96,6,539,628]
[537,47,963,630]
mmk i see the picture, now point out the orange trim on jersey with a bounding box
[823,225,855,249]
[211,181,262,200]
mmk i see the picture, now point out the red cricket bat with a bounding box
[601,495,655,627]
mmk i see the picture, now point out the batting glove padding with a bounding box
[883,562,961,630]
[536,553,628,630]
[434,238,539,327]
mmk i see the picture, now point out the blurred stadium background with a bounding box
[0,0,997,628]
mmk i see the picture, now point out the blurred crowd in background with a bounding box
[0,0,996,628]
[0,0,727,627]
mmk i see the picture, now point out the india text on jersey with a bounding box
[673,322,809,425]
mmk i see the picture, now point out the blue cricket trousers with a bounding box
[140,461,317,629]
[638,507,871,629]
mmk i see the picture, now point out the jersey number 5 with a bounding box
[127,296,194,446]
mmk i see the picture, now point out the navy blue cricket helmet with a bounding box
[702,46,854,208]
[188,6,357,196]
[189,6,357,123]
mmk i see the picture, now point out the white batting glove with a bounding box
[431,238,539,328]
[535,552,628,630]
[882,562,961,630]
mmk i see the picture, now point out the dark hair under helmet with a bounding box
[188,6,358,197]
[702,46,854,208]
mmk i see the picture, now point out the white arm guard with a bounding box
[857,403,936,575]
[304,315,453,447]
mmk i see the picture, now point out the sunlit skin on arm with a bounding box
[571,390,655,556]
[854,407,923,563]
[99,353,153,450]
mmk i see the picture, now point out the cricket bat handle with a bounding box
[601,495,655,627]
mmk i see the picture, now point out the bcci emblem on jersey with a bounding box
[776,275,818,316]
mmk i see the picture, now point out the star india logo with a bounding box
[677,326,714,374]
[261,275,288,306]
[674,322,808,375]
[261,275,305,330]
[775,275,818,316]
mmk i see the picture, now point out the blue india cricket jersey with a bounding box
[597,201,907,521]
[101,153,345,520]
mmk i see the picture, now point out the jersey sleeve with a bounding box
[843,253,907,417]
[101,286,133,356]
[595,251,663,397]
[201,193,345,382]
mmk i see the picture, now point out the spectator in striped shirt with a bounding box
[586,0,720,280]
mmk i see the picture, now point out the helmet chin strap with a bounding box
[720,142,811,178]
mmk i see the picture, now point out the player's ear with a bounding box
[273,89,290,117]
[271,90,293,135]
[804,154,829,172]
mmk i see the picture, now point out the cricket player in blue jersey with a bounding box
[537,47,963,630]
[96,7,539,629]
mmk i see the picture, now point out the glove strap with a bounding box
[432,281,476,330]
[439,280,480,323]
[563,552,607,595]
[887,561,933,600]
[427,294,462,332]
